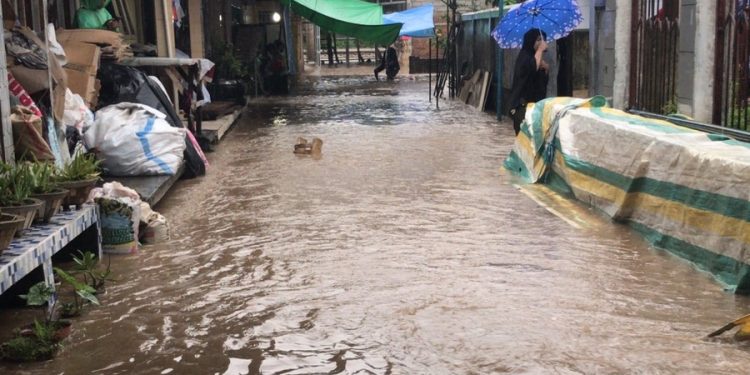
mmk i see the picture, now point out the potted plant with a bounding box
[71,250,113,293]
[1,283,63,362]
[55,266,101,318]
[29,162,69,224]
[55,153,101,210]
[0,213,24,255]
[0,162,43,236]
[0,270,99,362]
[0,167,24,252]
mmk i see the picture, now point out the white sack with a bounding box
[84,103,186,176]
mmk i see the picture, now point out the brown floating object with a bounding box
[294,137,323,155]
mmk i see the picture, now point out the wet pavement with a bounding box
[2,77,750,374]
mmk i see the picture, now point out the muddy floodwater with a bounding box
[2,77,750,374]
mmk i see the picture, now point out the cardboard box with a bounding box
[64,68,98,108]
[61,41,101,76]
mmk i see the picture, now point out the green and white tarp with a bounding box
[281,0,402,45]
[505,97,750,293]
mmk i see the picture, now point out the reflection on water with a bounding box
[2,77,750,374]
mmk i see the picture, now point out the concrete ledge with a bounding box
[506,96,750,293]
[202,109,243,144]
[104,163,185,207]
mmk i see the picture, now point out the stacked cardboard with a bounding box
[61,41,101,108]
[56,29,131,61]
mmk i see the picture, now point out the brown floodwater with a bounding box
[1,77,750,374]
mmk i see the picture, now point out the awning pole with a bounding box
[429,38,432,103]
[496,5,504,121]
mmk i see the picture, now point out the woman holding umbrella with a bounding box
[491,0,584,134]
[508,29,550,135]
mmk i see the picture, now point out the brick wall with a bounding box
[407,0,489,59]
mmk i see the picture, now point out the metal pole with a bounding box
[429,38,432,103]
[496,4,504,120]
[0,3,15,163]
[436,35,439,109]
[346,36,350,67]
[42,0,54,120]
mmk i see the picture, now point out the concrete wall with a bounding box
[677,0,697,115]
[591,1,717,121]
[591,0,616,100]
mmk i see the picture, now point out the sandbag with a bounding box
[90,182,141,254]
[10,106,54,161]
[84,103,186,176]
[7,73,42,116]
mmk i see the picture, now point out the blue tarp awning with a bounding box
[383,4,434,38]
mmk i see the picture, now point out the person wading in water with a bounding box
[374,45,400,81]
[507,29,550,135]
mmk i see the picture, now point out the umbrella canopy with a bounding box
[383,4,435,38]
[491,0,583,49]
[281,0,402,45]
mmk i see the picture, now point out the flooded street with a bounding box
[3,77,750,374]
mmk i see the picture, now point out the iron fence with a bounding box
[714,0,750,130]
[629,0,680,114]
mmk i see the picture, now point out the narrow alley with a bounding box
[2,78,748,374]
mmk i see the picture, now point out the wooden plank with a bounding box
[188,0,204,58]
[478,71,492,111]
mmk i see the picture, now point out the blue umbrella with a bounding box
[491,0,584,49]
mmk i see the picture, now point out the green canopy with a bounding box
[281,0,402,45]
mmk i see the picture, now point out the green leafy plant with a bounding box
[28,162,59,194]
[0,163,13,206]
[19,282,57,326]
[211,40,248,80]
[72,250,113,292]
[661,97,678,115]
[2,282,63,361]
[0,336,57,362]
[56,153,101,182]
[1,274,100,362]
[55,267,100,318]
[0,162,34,206]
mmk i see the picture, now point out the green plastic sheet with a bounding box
[281,0,402,45]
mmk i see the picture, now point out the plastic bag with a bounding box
[84,103,186,176]
[63,88,94,133]
[138,202,170,244]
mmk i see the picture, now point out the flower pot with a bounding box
[0,213,23,254]
[19,320,72,343]
[57,178,98,210]
[30,188,69,224]
[1,198,43,237]
[0,336,59,362]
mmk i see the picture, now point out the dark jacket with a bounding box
[507,29,549,112]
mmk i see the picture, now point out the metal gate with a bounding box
[629,0,680,114]
[713,0,750,130]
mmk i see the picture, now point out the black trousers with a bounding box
[510,104,527,136]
